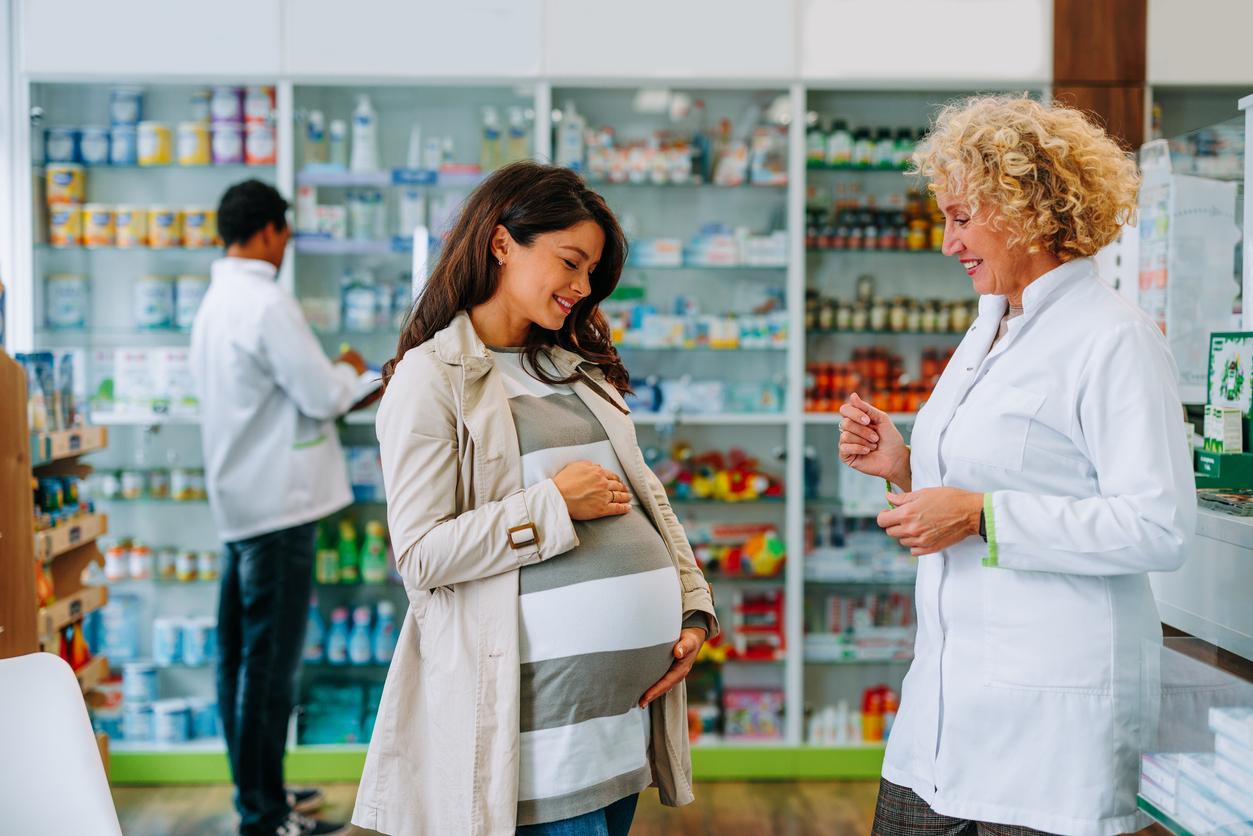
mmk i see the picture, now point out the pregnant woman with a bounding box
[352,161,718,836]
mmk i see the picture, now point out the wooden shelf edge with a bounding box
[76,654,110,693]
[40,585,108,638]
[34,513,108,562]
[31,426,108,468]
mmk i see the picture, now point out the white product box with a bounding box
[152,348,198,417]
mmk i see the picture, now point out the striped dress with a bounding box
[491,348,683,826]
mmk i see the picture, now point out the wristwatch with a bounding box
[978,508,987,542]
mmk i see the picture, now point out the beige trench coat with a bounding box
[351,312,719,836]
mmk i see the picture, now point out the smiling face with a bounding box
[489,219,605,338]
[935,191,1062,304]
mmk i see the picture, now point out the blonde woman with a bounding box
[839,96,1194,835]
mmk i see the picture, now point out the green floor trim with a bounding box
[111,745,886,785]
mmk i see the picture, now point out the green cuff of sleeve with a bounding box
[884,479,895,508]
[981,492,999,568]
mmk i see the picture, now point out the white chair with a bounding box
[0,652,123,835]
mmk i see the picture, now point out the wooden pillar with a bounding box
[1052,0,1148,149]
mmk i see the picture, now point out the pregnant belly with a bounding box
[519,510,682,731]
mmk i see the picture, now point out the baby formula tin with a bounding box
[134,275,175,329]
[110,125,138,166]
[176,122,211,166]
[211,87,245,124]
[182,209,218,249]
[79,126,111,166]
[44,274,88,330]
[211,122,244,165]
[83,204,116,248]
[245,122,276,166]
[115,205,148,248]
[152,617,183,666]
[175,274,209,329]
[48,206,83,247]
[46,163,85,204]
[109,86,143,126]
[153,699,190,744]
[137,122,172,167]
[244,86,275,124]
[123,701,154,743]
[182,617,216,667]
[148,208,183,249]
[122,661,158,702]
[44,127,80,163]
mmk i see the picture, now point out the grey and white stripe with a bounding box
[491,348,682,826]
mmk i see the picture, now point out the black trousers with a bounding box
[872,778,1056,836]
[217,521,317,835]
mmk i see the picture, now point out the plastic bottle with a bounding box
[314,523,339,585]
[806,119,828,165]
[337,519,360,584]
[328,119,348,169]
[405,123,423,170]
[480,107,503,172]
[303,597,326,663]
[350,95,380,173]
[555,101,586,171]
[348,605,373,665]
[825,120,853,168]
[372,601,398,664]
[326,607,350,665]
[360,520,389,585]
[396,188,426,239]
[304,110,328,167]
[506,107,530,163]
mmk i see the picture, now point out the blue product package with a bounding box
[110,125,138,166]
[80,126,111,166]
[45,128,81,163]
[122,661,158,703]
[153,700,190,744]
[110,87,143,127]
[101,594,142,662]
[152,618,183,667]
[123,701,154,742]
[188,698,219,739]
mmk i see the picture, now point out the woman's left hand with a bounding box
[639,627,707,708]
[877,487,984,556]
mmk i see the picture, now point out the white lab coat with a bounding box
[190,257,359,542]
[882,257,1195,835]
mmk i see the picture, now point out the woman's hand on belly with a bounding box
[877,487,983,556]
[638,627,707,708]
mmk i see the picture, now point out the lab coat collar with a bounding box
[433,310,592,379]
[974,256,1094,326]
[211,257,278,283]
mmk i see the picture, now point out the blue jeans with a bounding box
[217,521,316,835]
[516,794,640,836]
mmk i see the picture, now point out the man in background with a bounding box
[191,179,370,836]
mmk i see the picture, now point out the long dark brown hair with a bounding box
[384,160,630,392]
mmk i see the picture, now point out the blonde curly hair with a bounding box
[911,95,1139,261]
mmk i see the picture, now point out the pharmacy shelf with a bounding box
[590,180,788,191]
[34,245,219,254]
[805,412,917,424]
[96,497,208,506]
[632,412,786,426]
[293,237,412,256]
[91,413,200,427]
[617,344,788,353]
[75,654,110,693]
[295,168,486,189]
[807,248,946,256]
[1195,507,1253,549]
[1136,796,1188,835]
[109,741,887,785]
[35,163,272,174]
[808,330,965,339]
[30,425,108,466]
[806,164,911,173]
[625,263,788,272]
[39,585,108,639]
[34,513,108,562]
[668,497,786,507]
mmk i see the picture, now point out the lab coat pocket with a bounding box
[949,383,1046,472]
[981,569,1113,694]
